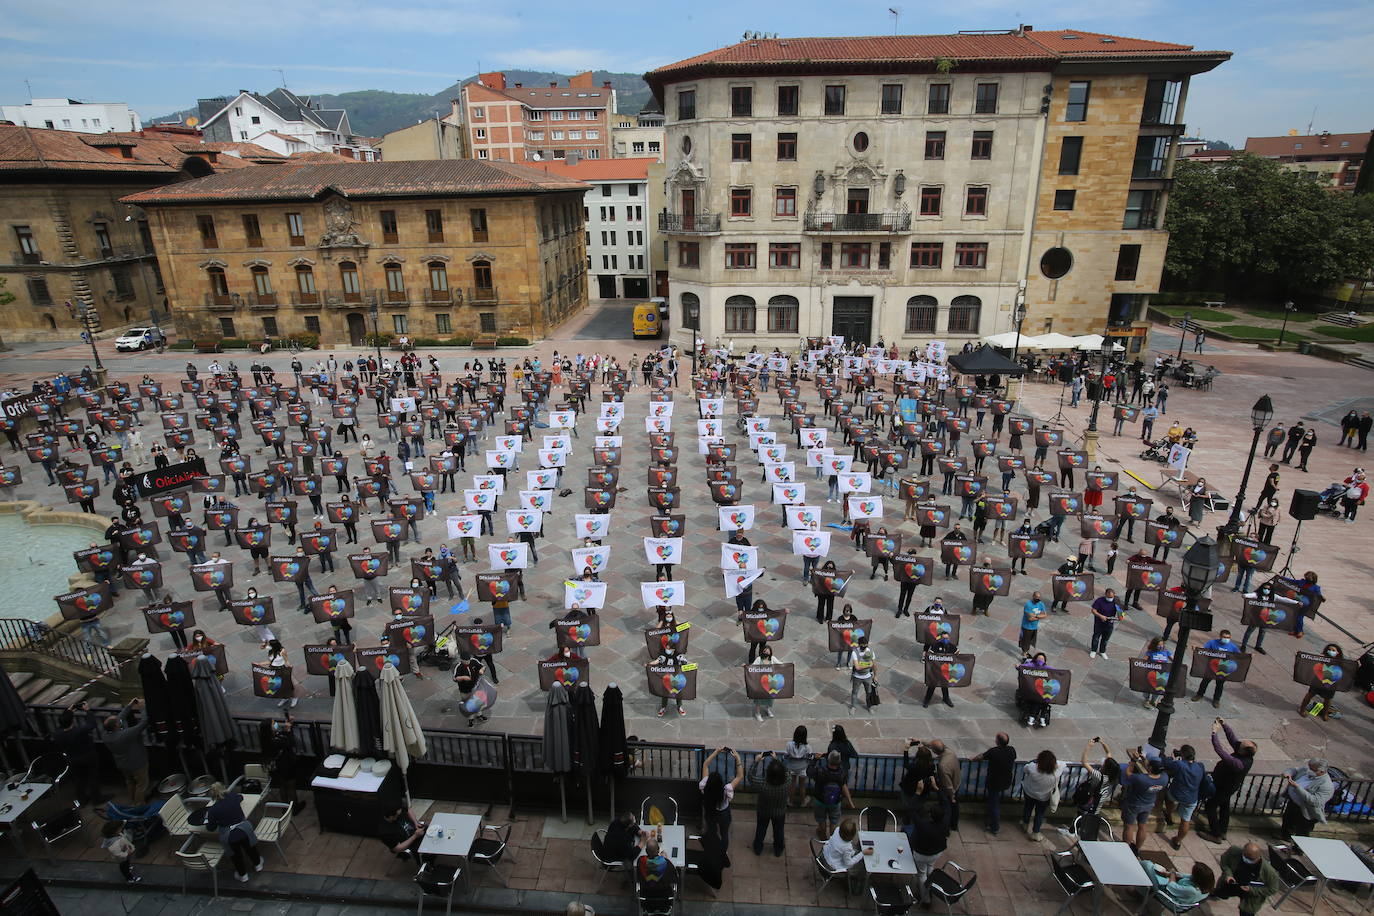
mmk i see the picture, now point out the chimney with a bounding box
[514,82,522,88]
[549,82,558,88]
[567,150,581,165]
[603,81,612,89]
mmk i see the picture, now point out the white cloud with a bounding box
[1255,31,1374,75]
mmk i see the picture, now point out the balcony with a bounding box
[323,289,369,310]
[381,287,409,305]
[246,291,278,310]
[804,212,912,233]
[467,286,500,304]
[424,288,461,305]
[12,250,42,265]
[290,290,321,309]
[204,293,238,311]
[658,212,722,234]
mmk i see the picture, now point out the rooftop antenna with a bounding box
[1305,106,1317,136]
[275,68,287,88]
[889,7,900,35]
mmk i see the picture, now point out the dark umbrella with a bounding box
[353,665,383,757]
[191,655,235,763]
[0,663,31,771]
[570,682,599,823]
[543,683,572,821]
[598,684,628,816]
[165,655,206,776]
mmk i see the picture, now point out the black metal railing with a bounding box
[0,618,119,676]
[804,211,912,232]
[657,213,722,233]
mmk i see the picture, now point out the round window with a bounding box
[681,135,692,155]
[1040,247,1073,279]
[853,132,869,153]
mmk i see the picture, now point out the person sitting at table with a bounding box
[378,804,426,866]
[821,817,866,892]
[1214,842,1282,916]
[203,782,263,883]
[635,838,679,898]
[602,811,642,863]
[1144,861,1215,908]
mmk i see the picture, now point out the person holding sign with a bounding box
[1190,630,1241,708]
[1297,643,1346,721]
[750,644,779,721]
[921,631,958,708]
[262,640,297,709]
[847,637,878,713]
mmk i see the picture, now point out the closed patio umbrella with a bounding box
[543,682,573,821]
[329,659,360,754]
[353,665,383,757]
[377,663,426,774]
[190,655,234,748]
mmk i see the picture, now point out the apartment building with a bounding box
[123,160,588,344]
[646,28,1228,349]
[197,88,380,160]
[535,157,657,299]
[459,71,615,163]
[378,116,468,161]
[1,98,142,133]
[1243,131,1368,191]
[611,103,665,161]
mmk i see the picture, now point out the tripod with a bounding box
[1047,380,1071,427]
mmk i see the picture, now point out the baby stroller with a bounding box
[1316,481,1351,518]
[99,799,168,856]
[1139,438,1173,463]
[460,676,498,727]
[416,622,456,669]
[1034,516,1064,542]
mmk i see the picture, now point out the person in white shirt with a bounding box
[822,818,867,890]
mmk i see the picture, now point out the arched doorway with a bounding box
[346,312,367,346]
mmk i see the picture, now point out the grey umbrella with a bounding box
[329,660,360,754]
[378,663,426,774]
[191,655,234,748]
[543,682,573,821]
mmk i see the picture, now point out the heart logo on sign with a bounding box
[554,667,576,686]
[842,627,866,647]
[487,580,510,599]
[1146,571,1165,587]
[1240,546,1268,565]
[284,561,300,576]
[385,523,401,537]
[927,621,952,640]
[131,570,154,586]
[1147,670,1169,690]
[956,546,972,561]
[159,610,184,627]
[755,618,780,637]
[860,501,876,514]
[204,570,225,586]
[656,545,673,560]
[981,573,1004,591]
[246,603,267,622]
[1067,580,1087,598]
[362,558,380,574]
[1210,657,1238,677]
[471,632,494,651]
[663,673,687,694]
[259,675,282,695]
[326,598,346,616]
[731,551,748,568]
[403,625,427,643]
[325,652,346,672]
[654,586,675,602]
[729,511,746,526]
[499,549,518,564]
[72,593,101,612]
[761,673,785,696]
[665,520,681,534]
[803,537,821,552]
[1034,678,1061,700]
[594,492,610,506]
[131,529,153,545]
[568,624,592,643]
[1093,519,1112,535]
[406,595,423,610]
[245,531,262,544]
[1314,662,1342,685]
[573,588,593,603]
[1163,529,1181,545]
[940,662,966,682]
[1259,606,1286,626]
[1062,497,1080,512]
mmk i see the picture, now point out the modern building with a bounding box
[0,124,285,343]
[196,88,380,161]
[611,104,665,161]
[645,27,1229,350]
[1243,131,1368,191]
[123,160,589,345]
[534,157,657,299]
[458,72,615,163]
[1,98,142,133]
[378,116,468,161]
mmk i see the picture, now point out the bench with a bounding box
[472,337,498,350]
[1202,300,1226,309]
[193,340,223,353]
[1158,468,1201,502]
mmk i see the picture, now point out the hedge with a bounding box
[496,336,530,346]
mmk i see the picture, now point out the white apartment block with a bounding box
[196,89,378,160]
[612,109,665,161]
[1,98,141,133]
[536,157,656,299]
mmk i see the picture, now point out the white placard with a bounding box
[599,403,625,419]
[575,513,611,540]
[390,396,418,413]
[772,483,806,505]
[542,435,571,451]
[571,545,611,576]
[463,489,495,511]
[800,428,828,448]
[724,568,764,598]
[826,455,854,474]
[594,436,622,448]
[720,543,760,570]
[538,449,568,468]
[518,489,553,512]
[792,530,832,557]
[806,447,835,468]
[473,474,505,494]
[564,580,607,610]
[641,580,686,607]
[759,444,788,464]
[648,402,675,418]
[746,417,771,433]
[698,398,725,417]
[643,537,684,565]
[749,432,778,450]
[504,508,544,534]
[644,416,671,433]
[494,435,523,453]
[763,462,795,483]
[697,420,723,437]
[697,436,724,455]
[595,417,622,433]
[840,472,872,494]
[717,505,756,530]
[485,449,516,470]
[846,495,885,519]
[488,542,530,569]
[446,514,481,539]
[548,410,576,429]
[786,504,825,529]
[527,469,559,490]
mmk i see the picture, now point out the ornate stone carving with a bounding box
[317,196,368,249]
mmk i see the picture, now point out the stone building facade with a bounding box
[123,159,588,344]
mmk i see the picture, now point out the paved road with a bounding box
[572,299,638,340]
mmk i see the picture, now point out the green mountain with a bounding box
[153,71,654,139]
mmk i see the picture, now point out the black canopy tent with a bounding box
[947,345,1026,377]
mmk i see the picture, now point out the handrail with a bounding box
[0,617,120,677]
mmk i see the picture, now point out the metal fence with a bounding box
[0,617,120,677]
[13,703,1372,824]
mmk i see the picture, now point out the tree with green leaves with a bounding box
[0,277,14,307]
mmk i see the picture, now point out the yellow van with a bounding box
[632,303,662,339]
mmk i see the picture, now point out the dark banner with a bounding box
[121,562,163,592]
[117,522,161,551]
[1190,648,1252,683]
[893,555,934,585]
[189,561,232,592]
[1007,533,1046,559]
[228,597,275,628]
[585,488,616,511]
[916,613,960,647]
[969,565,1011,596]
[923,652,975,688]
[649,514,685,538]
[940,541,974,567]
[648,487,682,512]
[741,608,787,643]
[268,555,306,583]
[744,663,796,700]
[150,492,192,518]
[371,519,405,543]
[1231,537,1279,572]
[1115,495,1154,521]
[1125,560,1171,592]
[554,613,601,649]
[233,526,270,551]
[1048,492,1083,517]
[1057,450,1088,472]
[300,529,338,556]
[709,481,742,505]
[647,663,699,700]
[142,600,194,634]
[348,552,388,579]
[74,545,116,573]
[645,624,690,657]
[1155,589,1212,621]
[1086,470,1119,491]
[827,618,874,652]
[385,616,435,648]
[251,663,293,699]
[455,624,505,656]
[1051,574,1095,602]
[1240,597,1297,632]
[1080,514,1119,540]
[1292,651,1354,692]
[309,590,355,623]
[54,583,112,621]
[1145,521,1184,549]
[356,644,411,676]
[303,644,357,676]
[866,532,901,560]
[168,527,206,555]
[135,457,208,497]
[538,658,589,691]
[985,495,1018,521]
[475,572,519,602]
[811,568,852,597]
[389,586,431,617]
[915,503,951,528]
[1128,657,1185,696]
[1017,667,1072,706]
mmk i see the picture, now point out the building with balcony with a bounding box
[122,159,589,344]
[1242,131,1368,191]
[646,27,1228,348]
[0,123,286,343]
[533,156,657,299]
[459,72,615,163]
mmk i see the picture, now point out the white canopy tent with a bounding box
[1070,334,1127,352]
[981,331,1027,349]
[1030,332,1080,351]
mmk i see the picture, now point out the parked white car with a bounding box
[114,327,166,351]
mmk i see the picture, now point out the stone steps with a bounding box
[1346,356,1374,372]
[17,676,53,702]
[1322,312,1362,327]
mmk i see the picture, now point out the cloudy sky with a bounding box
[1,0,1368,144]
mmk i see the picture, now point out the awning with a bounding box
[946,345,1025,376]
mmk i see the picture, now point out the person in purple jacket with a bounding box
[1201,717,1257,842]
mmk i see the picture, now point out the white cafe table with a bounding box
[1077,840,1153,916]
[652,824,686,868]
[0,782,53,827]
[191,794,264,835]
[859,831,919,877]
[418,812,483,859]
[1291,835,1374,913]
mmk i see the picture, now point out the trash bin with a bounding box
[1298,341,1313,354]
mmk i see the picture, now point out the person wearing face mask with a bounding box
[293,547,319,612]
[1280,757,1334,837]
[1298,644,1346,721]
[653,645,688,718]
[1191,629,1241,708]
[1215,841,1281,916]
[833,603,859,669]
[1238,582,1295,655]
[740,598,774,664]
[1254,498,1280,544]
[750,644,779,722]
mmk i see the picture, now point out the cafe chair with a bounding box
[236,762,272,797]
[809,836,850,904]
[589,829,630,891]
[870,883,917,915]
[1268,843,1319,908]
[175,835,226,898]
[255,801,304,865]
[926,860,977,916]
[468,822,514,887]
[1047,849,1095,916]
[23,752,70,789]
[860,805,899,832]
[635,877,677,916]
[415,861,463,916]
[31,803,83,861]
[1071,813,1114,842]
[159,793,201,838]
[1136,886,1207,916]
[640,794,679,827]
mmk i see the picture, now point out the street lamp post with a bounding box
[1085,338,1113,434]
[74,303,105,371]
[1278,301,1296,347]
[369,300,383,369]
[1148,536,1219,753]
[1176,311,1191,364]
[1011,295,1028,363]
[1223,395,1275,536]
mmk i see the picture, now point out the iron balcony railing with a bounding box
[658,212,722,233]
[804,211,913,232]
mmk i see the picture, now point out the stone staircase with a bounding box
[1346,356,1374,372]
[1322,311,1364,328]
[9,670,114,709]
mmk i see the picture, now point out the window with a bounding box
[552,130,565,140]
[474,128,487,140]
[840,242,871,268]
[928,83,950,115]
[384,264,406,300]
[971,131,993,160]
[219,317,236,337]
[477,150,489,160]
[471,106,485,118]
[768,295,799,333]
[434,313,452,334]
[470,208,488,242]
[529,130,544,140]
[729,188,752,218]
[196,215,218,248]
[846,188,869,214]
[62,119,71,128]
[92,118,101,128]
[1053,189,1076,211]
[339,261,361,299]
[527,110,543,121]
[250,116,260,125]
[965,186,989,217]
[852,132,869,153]
[242,214,262,247]
[768,242,800,269]
[261,317,278,336]
[585,148,600,159]
[15,225,38,261]
[628,206,643,221]
[425,209,444,242]
[1109,294,1144,327]
[954,242,988,269]
[905,295,938,333]
[472,259,493,290]
[819,242,832,269]
[1123,190,1159,229]
[919,186,942,216]
[1132,136,1171,179]
[724,243,756,269]
[93,221,112,257]
[647,141,659,154]
[295,265,316,298]
[207,266,229,298]
[1058,136,1083,175]
[774,187,797,217]
[392,314,409,334]
[286,212,305,246]
[677,242,700,268]
[974,83,999,114]
[1040,247,1073,279]
[304,315,321,334]
[682,292,700,329]
[731,133,752,161]
[948,295,982,333]
[824,85,846,116]
[910,242,943,268]
[601,184,613,198]
[1141,79,1179,126]
[479,312,497,333]
[428,262,450,297]
[234,107,242,116]
[924,131,945,160]
[677,89,696,120]
[632,141,645,154]
[731,86,753,117]
[881,84,904,115]
[551,111,564,121]
[380,210,398,244]
[776,132,797,160]
[27,277,52,305]
[777,85,799,116]
[1115,244,1142,281]
[725,295,756,332]
[151,261,164,293]
[568,131,581,140]
[600,206,616,221]
[878,242,892,269]
[1065,81,1091,122]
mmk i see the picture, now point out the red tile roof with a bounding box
[1023,29,1199,57]
[1244,132,1370,158]
[0,124,284,175]
[530,157,656,182]
[121,158,589,205]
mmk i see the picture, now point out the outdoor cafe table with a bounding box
[1077,840,1153,916]
[1291,835,1374,913]
[859,830,919,883]
[0,782,52,854]
[418,812,482,859]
